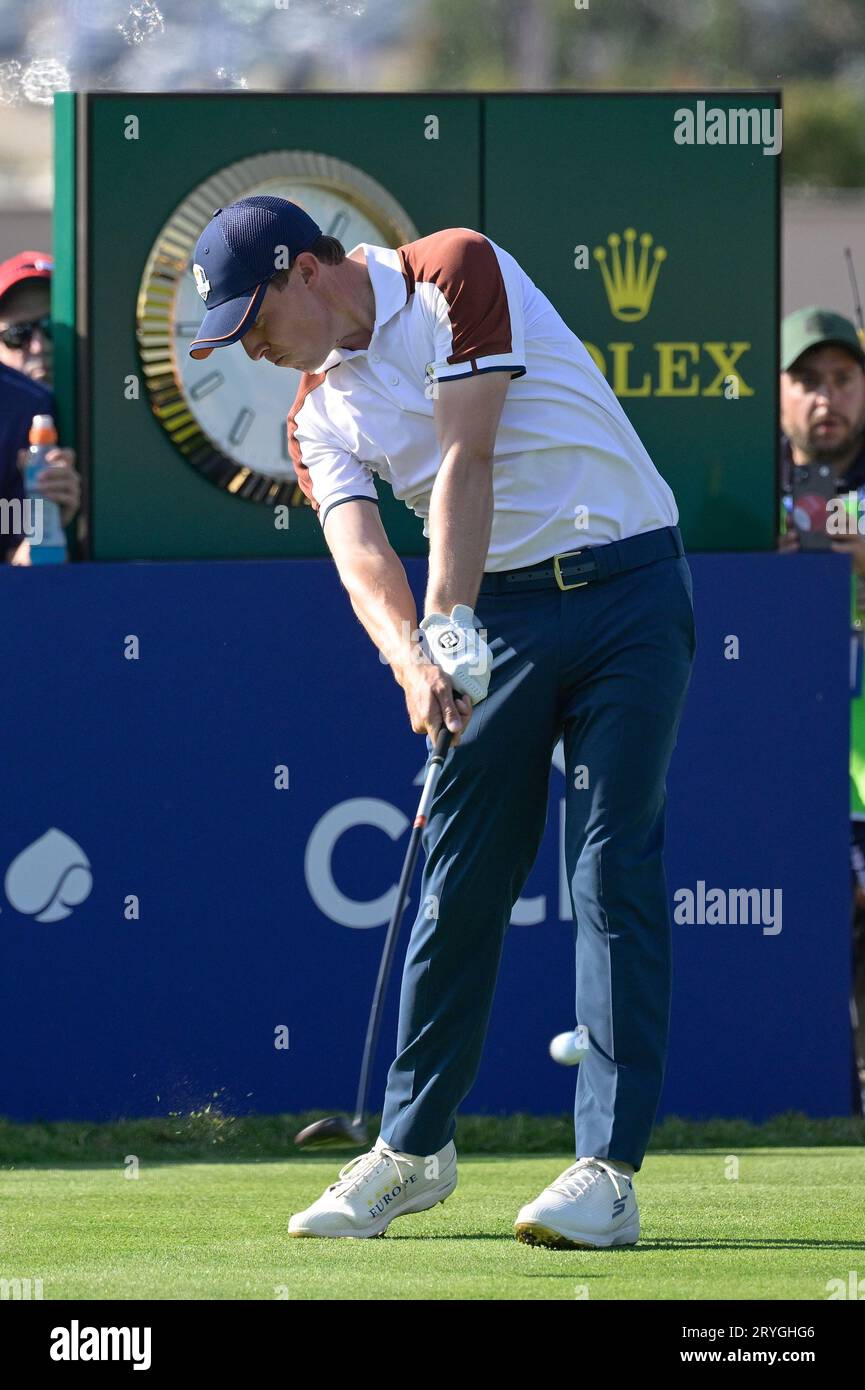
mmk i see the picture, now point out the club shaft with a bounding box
[352,725,453,1125]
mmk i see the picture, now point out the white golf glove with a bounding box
[419,604,491,706]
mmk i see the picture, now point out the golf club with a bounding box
[294,722,454,1148]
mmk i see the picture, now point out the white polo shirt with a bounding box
[287,228,678,571]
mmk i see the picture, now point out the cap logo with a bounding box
[193,263,212,301]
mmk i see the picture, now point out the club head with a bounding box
[293,1114,369,1149]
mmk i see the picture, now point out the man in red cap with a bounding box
[0,251,54,386]
[0,251,80,564]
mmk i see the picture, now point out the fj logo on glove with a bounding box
[418,605,492,707]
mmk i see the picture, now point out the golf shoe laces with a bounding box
[548,1157,627,1202]
[328,1144,414,1199]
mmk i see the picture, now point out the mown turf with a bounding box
[0,1110,862,1164]
[1,1150,862,1300]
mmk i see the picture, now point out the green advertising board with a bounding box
[53,91,778,560]
[485,94,779,552]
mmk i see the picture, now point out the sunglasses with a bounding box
[0,315,53,350]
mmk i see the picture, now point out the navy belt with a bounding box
[479,526,684,596]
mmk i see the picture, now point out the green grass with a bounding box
[0,1110,862,1164]
[2,1149,863,1300]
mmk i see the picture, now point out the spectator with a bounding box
[0,251,54,386]
[0,251,81,564]
[779,305,865,1113]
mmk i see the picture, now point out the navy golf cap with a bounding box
[188,196,322,360]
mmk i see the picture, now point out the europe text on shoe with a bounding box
[514,1157,640,1249]
[288,1136,457,1239]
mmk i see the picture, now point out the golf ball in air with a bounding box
[549,1026,590,1066]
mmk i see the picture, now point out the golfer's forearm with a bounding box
[339,549,420,685]
[425,451,494,616]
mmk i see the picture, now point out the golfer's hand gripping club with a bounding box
[419,603,492,731]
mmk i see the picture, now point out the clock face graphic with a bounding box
[136,151,419,505]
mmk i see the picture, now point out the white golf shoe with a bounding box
[514,1156,640,1249]
[288,1135,457,1239]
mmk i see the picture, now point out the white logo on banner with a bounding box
[304,743,573,929]
[4,829,93,922]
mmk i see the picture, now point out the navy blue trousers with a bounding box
[379,542,696,1171]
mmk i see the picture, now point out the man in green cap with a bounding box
[781,307,865,477]
[779,304,865,1112]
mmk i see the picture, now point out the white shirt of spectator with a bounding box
[288,228,678,571]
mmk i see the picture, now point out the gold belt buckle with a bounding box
[553,549,590,591]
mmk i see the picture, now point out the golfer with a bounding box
[189,196,696,1249]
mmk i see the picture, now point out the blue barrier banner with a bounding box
[0,553,852,1122]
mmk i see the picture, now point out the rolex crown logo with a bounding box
[594,228,667,322]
